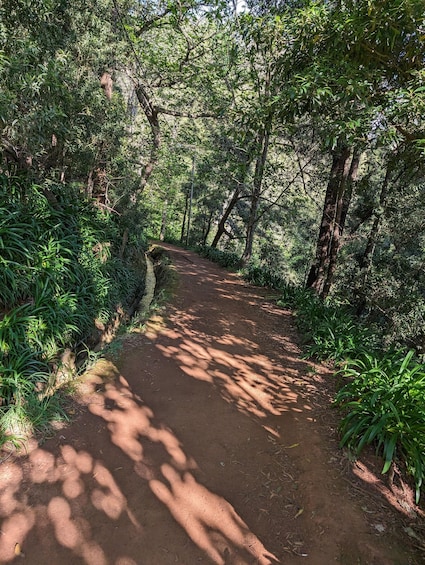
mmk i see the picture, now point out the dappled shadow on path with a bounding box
[0,412,140,564]
[2,245,411,565]
[146,246,325,426]
[0,360,281,564]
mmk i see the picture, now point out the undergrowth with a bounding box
[277,284,425,503]
[195,245,241,269]
[0,175,146,446]
[336,349,425,503]
[277,286,376,361]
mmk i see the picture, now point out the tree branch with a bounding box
[133,9,173,35]
[156,106,220,119]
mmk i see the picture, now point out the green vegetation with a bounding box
[1,0,425,505]
[277,287,375,361]
[196,245,241,270]
[277,284,425,502]
[336,350,425,503]
[0,177,146,444]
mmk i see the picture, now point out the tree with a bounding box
[273,0,425,297]
[110,0,229,202]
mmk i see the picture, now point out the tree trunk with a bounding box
[185,155,195,246]
[306,145,351,294]
[159,198,168,241]
[242,219,257,265]
[202,210,214,246]
[321,148,361,298]
[87,169,94,199]
[355,163,393,315]
[180,189,189,244]
[119,228,129,260]
[357,166,392,308]
[211,151,251,249]
[134,83,161,198]
[240,126,270,265]
[360,164,391,274]
[211,186,241,248]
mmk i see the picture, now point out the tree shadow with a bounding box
[0,357,281,564]
[0,243,417,565]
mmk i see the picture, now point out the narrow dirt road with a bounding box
[0,244,421,564]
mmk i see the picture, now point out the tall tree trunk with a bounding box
[355,163,392,315]
[134,83,160,198]
[180,189,189,244]
[321,148,361,298]
[211,186,241,248]
[306,145,351,294]
[87,169,94,199]
[119,228,129,260]
[159,198,168,241]
[202,210,214,246]
[240,126,270,265]
[211,152,251,249]
[360,164,392,274]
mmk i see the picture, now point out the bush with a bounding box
[243,264,287,290]
[196,245,241,269]
[0,176,146,442]
[277,285,374,361]
[336,350,425,502]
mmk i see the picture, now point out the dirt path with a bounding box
[0,244,422,564]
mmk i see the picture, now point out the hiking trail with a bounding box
[0,243,421,565]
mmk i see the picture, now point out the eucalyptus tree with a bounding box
[208,125,254,248]
[208,7,321,266]
[219,12,289,265]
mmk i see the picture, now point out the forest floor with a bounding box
[0,243,424,565]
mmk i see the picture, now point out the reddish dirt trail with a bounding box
[0,243,421,564]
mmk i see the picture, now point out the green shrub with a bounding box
[196,245,241,269]
[0,176,146,441]
[336,350,425,502]
[304,309,374,361]
[243,264,287,289]
[277,284,374,361]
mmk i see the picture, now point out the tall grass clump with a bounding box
[277,285,374,362]
[336,350,425,502]
[0,175,146,444]
[242,264,288,290]
[196,245,241,269]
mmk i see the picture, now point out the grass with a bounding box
[277,286,375,362]
[195,245,241,269]
[336,349,425,503]
[243,264,288,290]
[0,175,146,446]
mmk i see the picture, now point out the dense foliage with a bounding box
[0,0,147,442]
[337,350,425,503]
[0,177,146,444]
[1,0,425,501]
